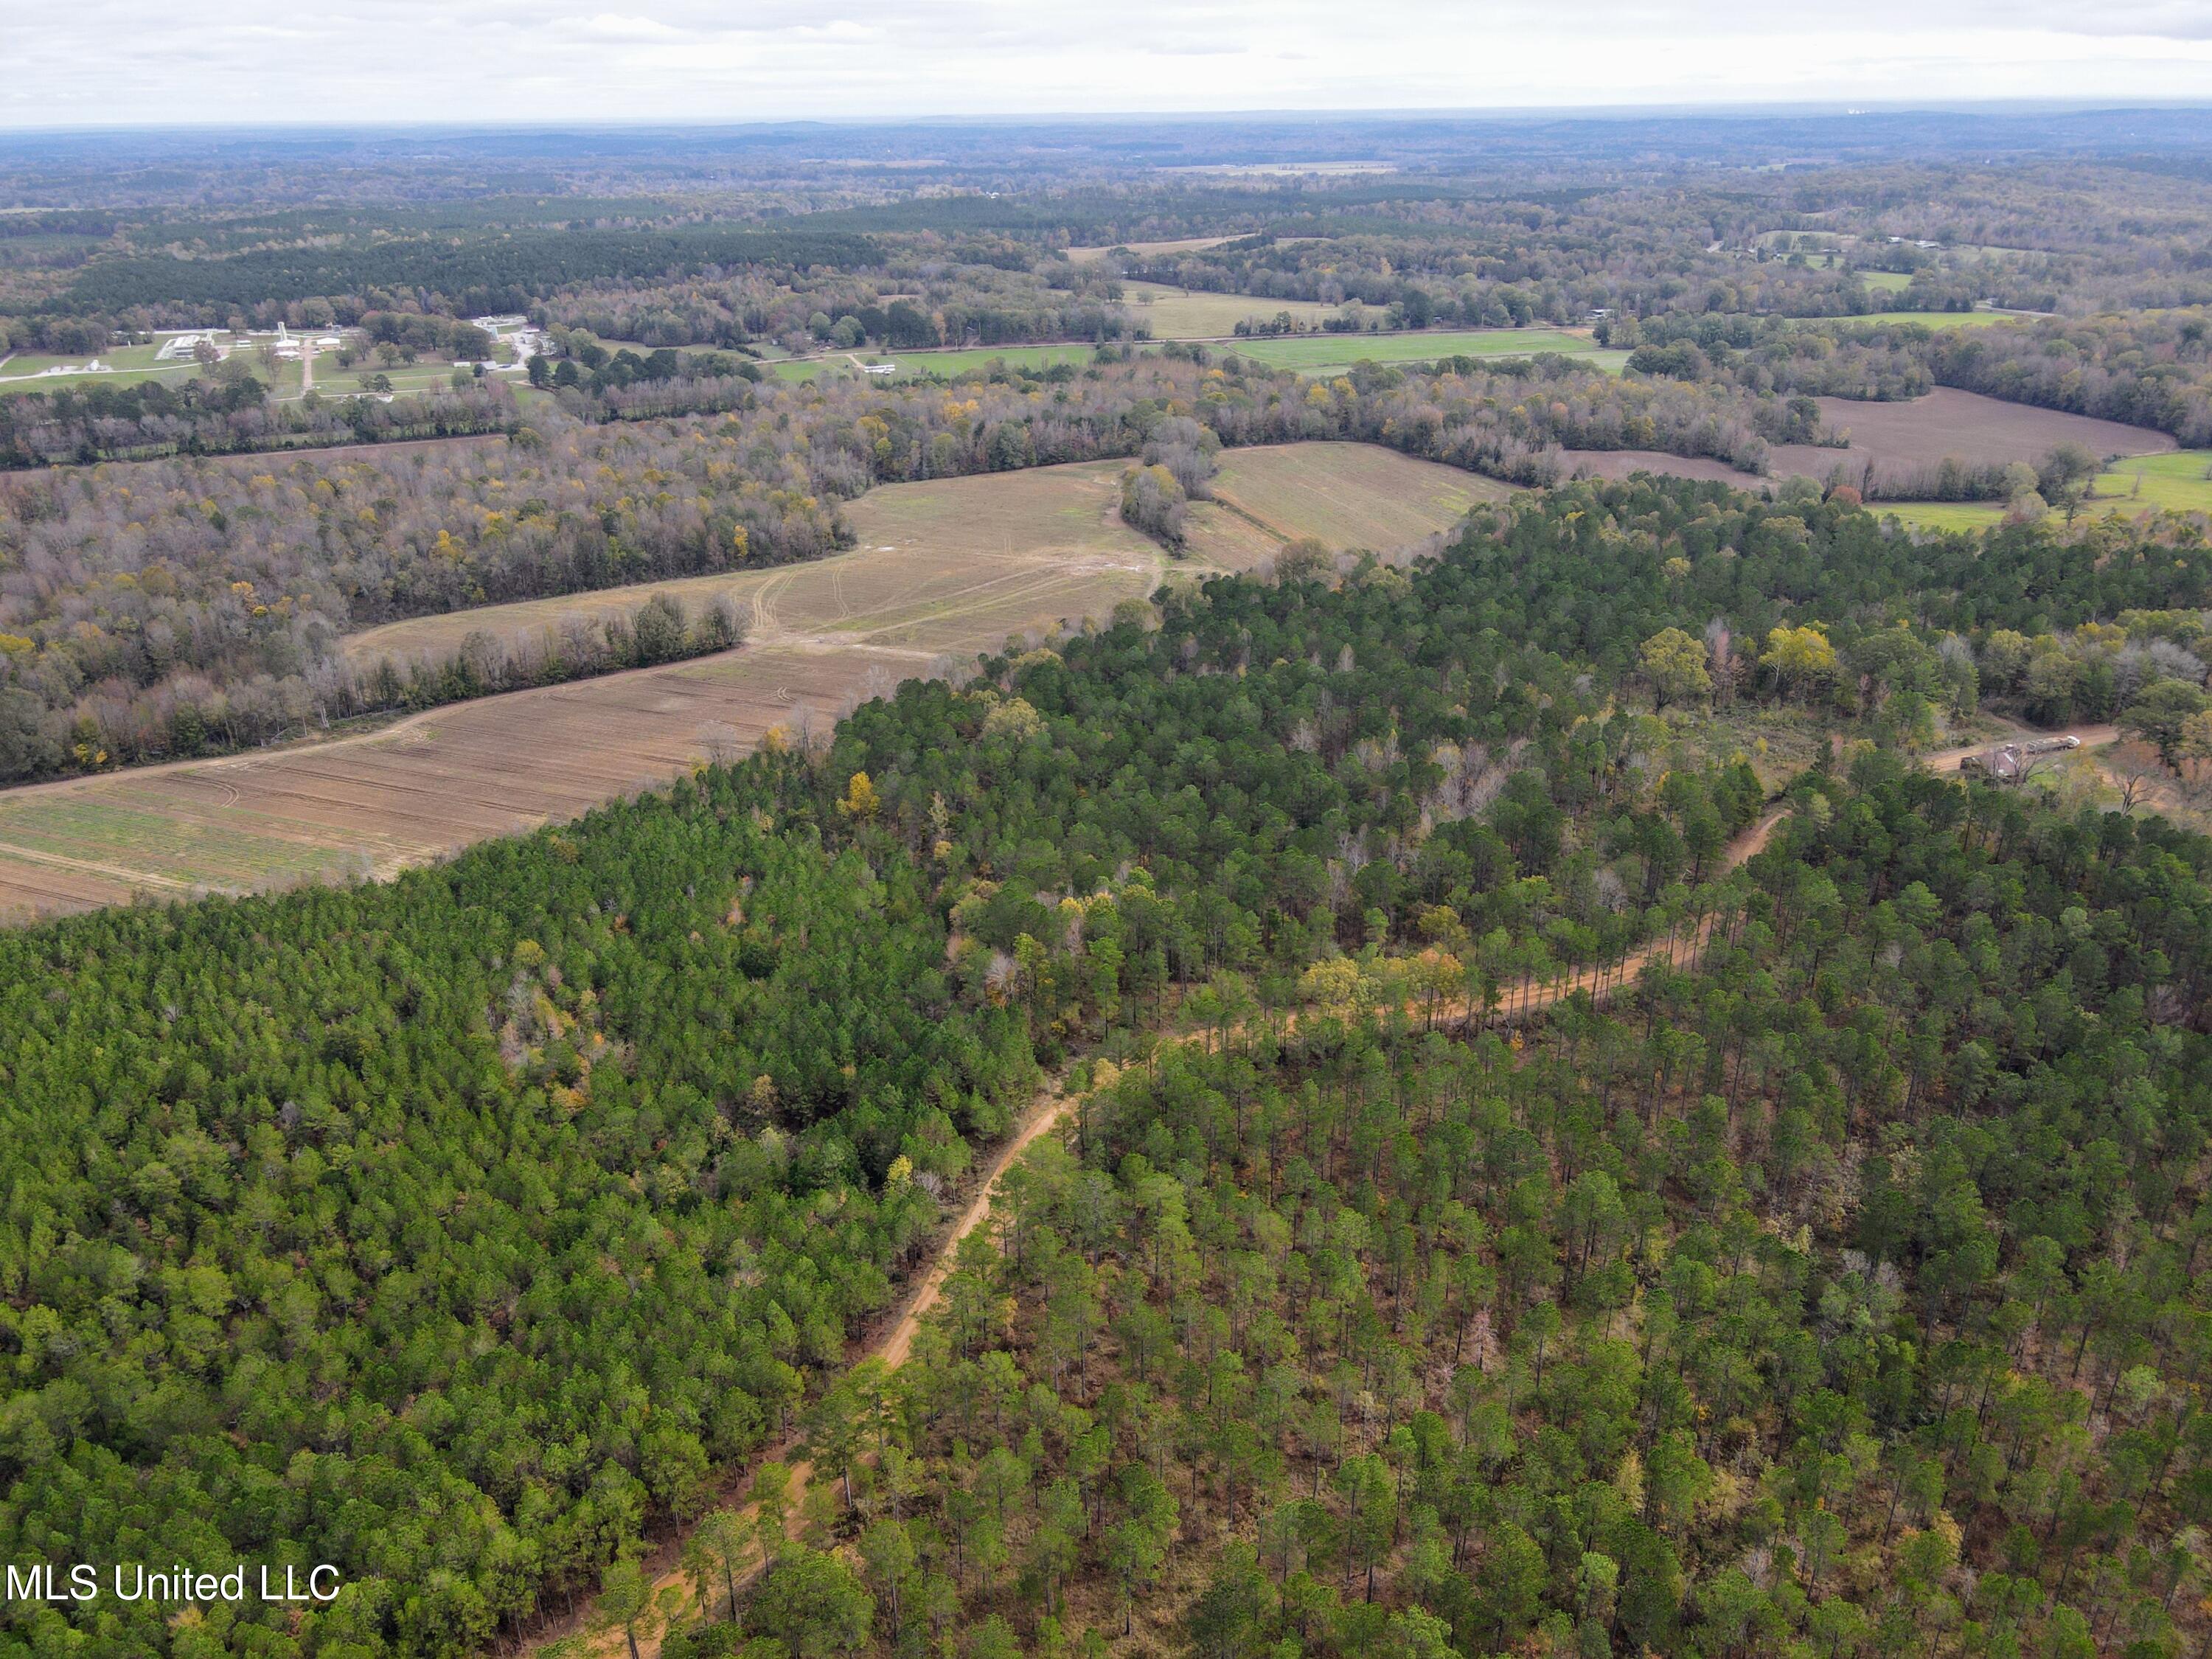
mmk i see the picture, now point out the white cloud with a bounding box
[4,0,2212,125]
[572,13,695,40]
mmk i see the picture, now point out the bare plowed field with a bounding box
[1565,388,2171,492]
[2,443,1492,922]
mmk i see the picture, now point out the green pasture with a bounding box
[1878,501,2006,534]
[1227,329,1628,378]
[314,355,482,397]
[0,361,210,397]
[2093,450,2212,516]
[771,343,1108,383]
[1879,451,2212,534]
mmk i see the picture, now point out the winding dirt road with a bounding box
[1926,722,2117,773]
[527,806,1787,1655]
[541,719,2142,1656]
[526,1078,1080,1655]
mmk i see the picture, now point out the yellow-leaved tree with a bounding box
[1761,623,1838,702]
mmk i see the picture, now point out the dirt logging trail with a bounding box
[531,1080,1082,1657]
[535,807,1787,1656]
[1924,721,2119,775]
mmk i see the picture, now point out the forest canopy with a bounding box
[4,475,2212,1657]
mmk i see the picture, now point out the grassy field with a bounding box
[1121,281,1344,338]
[1859,271,1914,292]
[1228,328,1629,378]
[769,329,1630,384]
[0,344,211,395]
[1877,501,2009,533]
[2093,450,2212,514]
[14,341,174,374]
[0,442,1493,924]
[0,337,332,399]
[770,344,1105,383]
[1882,449,2212,532]
[315,354,495,397]
[1801,310,2011,330]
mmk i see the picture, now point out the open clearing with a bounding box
[0,442,1492,923]
[0,337,324,399]
[346,461,1178,668]
[1874,500,2015,533]
[770,343,1102,383]
[1204,442,1509,553]
[1228,328,1630,378]
[343,442,1505,669]
[1566,388,2172,494]
[1066,236,1234,262]
[1121,281,1344,338]
[1881,449,2212,532]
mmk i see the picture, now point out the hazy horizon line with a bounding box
[6,97,2212,139]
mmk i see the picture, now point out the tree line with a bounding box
[0,348,1871,785]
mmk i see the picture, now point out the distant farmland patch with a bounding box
[1801,309,2013,330]
[1121,281,1345,338]
[1567,388,2171,496]
[1203,442,1511,554]
[769,343,1104,383]
[344,460,1165,671]
[4,442,1490,924]
[1065,236,1234,262]
[1882,449,2212,532]
[344,443,1495,669]
[1808,390,2172,473]
[1228,328,1629,378]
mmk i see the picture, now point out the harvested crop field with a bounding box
[342,443,1498,669]
[1206,442,1512,551]
[345,461,1169,668]
[0,645,885,921]
[1564,388,2171,493]
[1808,389,2172,471]
[1065,236,1232,262]
[1,442,1493,923]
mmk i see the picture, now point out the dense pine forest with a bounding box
[671,759,2212,1659]
[3,472,2212,1657]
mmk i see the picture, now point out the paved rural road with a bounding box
[534,805,1786,1655]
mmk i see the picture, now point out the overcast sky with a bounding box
[7,0,2212,128]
